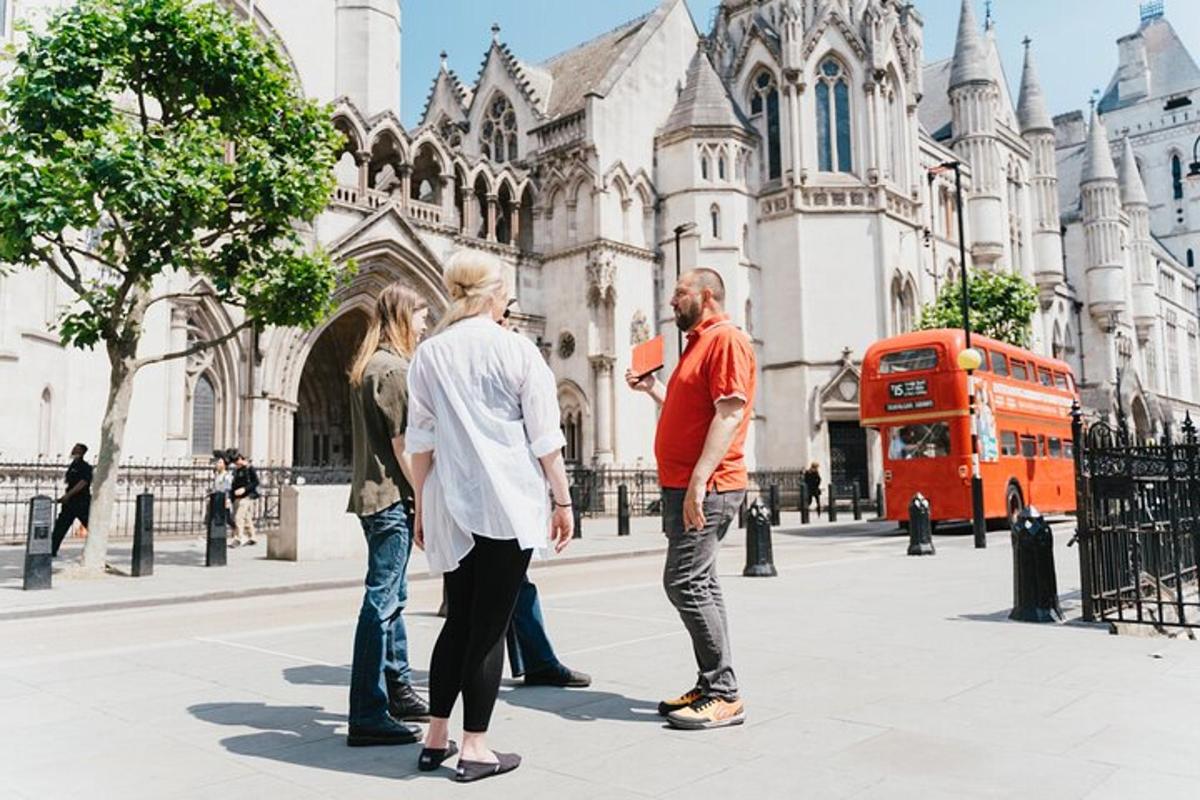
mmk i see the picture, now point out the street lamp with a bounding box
[673,221,698,357]
[929,160,986,548]
[1188,133,1200,179]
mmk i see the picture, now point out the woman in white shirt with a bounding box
[407,249,573,783]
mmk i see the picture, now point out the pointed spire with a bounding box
[439,51,449,72]
[1119,136,1149,205]
[660,42,752,136]
[950,0,992,89]
[1081,108,1117,183]
[1017,38,1052,133]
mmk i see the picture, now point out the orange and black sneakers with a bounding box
[666,696,746,730]
[657,688,704,717]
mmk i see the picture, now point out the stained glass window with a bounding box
[816,59,853,174]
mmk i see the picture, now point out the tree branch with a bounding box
[145,290,243,308]
[32,245,87,297]
[54,234,120,274]
[134,318,254,370]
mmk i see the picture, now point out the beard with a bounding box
[674,302,700,332]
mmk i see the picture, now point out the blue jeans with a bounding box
[349,501,413,727]
[505,575,561,677]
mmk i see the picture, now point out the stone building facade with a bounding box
[3,0,1200,490]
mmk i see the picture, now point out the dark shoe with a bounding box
[454,751,521,783]
[523,665,591,688]
[388,682,432,722]
[346,717,422,747]
[246,539,257,546]
[418,740,458,772]
[657,687,703,717]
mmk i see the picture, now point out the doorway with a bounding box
[828,420,869,495]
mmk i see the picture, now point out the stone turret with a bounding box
[1017,40,1063,300]
[335,0,401,118]
[1121,136,1156,338]
[1080,109,1125,325]
[948,0,1004,268]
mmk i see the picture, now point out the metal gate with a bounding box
[1073,403,1200,628]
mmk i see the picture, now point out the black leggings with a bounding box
[428,535,532,732]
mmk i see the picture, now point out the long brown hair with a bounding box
[349,282,422,386]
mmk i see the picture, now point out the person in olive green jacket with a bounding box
[344,282,430,748]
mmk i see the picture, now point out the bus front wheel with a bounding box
[1005,482,1024,528]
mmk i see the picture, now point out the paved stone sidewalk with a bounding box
[0,511,864,618]
[2,521,1198,799]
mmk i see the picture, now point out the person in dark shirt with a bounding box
[51,443,92,557]
[803,462,822,513]
[229,451,260,547]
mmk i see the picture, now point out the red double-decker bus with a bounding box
[860,329,1077,525]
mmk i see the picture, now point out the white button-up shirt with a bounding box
[405,316,565,574]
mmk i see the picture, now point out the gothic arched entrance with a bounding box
[294,308,368,466]
[1130,395,1151,445]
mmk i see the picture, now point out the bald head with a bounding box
[681,268,725,305]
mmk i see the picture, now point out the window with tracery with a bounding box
[480,94,518,163]
[1172,153,1184,201]
[437,116,462,149]
[191,374,216,457]
[749,70,781,181]
[816,58,852,173]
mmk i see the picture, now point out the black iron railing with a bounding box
[564,467,816,518]
[0,460,351,546]
[1073,406,1200,629]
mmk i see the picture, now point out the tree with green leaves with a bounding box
[918,268,1040,348]
[0,0,344,571]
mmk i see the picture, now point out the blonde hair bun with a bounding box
[435,249,507,333]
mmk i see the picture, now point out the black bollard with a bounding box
[1009,507,1064,622]
[742,499,778,577]
[617,484,630,536]
[570,484,582,539]
[876,483,885,520]
[851,484,862,520]
[828,485,838,522]
[205,492,227,567]
[800,485,810,525]
[131,493,154,577]
[768,484,781,526]
[23,495,53,590]
[738,496,747,529]
[907,493,935,555]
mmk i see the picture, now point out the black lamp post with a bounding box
[1188,134,1200,179]
[673,221,698,357]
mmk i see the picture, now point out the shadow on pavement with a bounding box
[500,685,659,724]
[283,664,430,688]
[187,702,443,782]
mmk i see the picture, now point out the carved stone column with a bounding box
[355,150,370,196]
[440,174,457,228]
[486,194,498,242]
[590,355,615,465]
[398,164,412,211]
[510,202,521,247]
[166,306,190,457]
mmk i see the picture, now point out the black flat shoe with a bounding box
[523,665,591,688]
[418,740,458,772]
[454,751,521,783]
[346,718,422,747]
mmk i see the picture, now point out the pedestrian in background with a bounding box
[229,452,259,547]
[408,249,573,782]
[344,281,431,748]
[50,443,92,557]
[626,267,755,730]
[211,454,233,527]
[803,461,822,514]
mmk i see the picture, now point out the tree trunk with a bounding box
[79,344,138,571]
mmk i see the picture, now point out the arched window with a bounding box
[1172,153,1184,201]
[816,58,853,173]
[480,94,518,163]
[718,154,727,180]
[701,152,709,180]
[38,387,52,457]
[710,204,721,239]
[1188,249,1195,268]
[191,374,216,457]
[749,70,782,181]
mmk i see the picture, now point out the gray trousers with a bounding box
[661,488,744,700]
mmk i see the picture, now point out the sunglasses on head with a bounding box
[502,298,517,321]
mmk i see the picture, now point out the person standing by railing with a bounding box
[803,462,822,514]
[343,281,431,748]
[229,452,259,547]
[211,454,233,528]
[50,443,92,557]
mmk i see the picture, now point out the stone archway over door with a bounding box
[294,309,368,466]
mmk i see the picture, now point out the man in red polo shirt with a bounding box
[626,267,755,730]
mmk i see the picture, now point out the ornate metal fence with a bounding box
[0,461,350,546]
[1073,405,1200,628]
[564,467,812,518]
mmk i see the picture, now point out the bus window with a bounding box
[976,348,990,371]
[1038,367,1053,386]
[1053,372,1068,391]
[1063,441,1074,460]
[1011,360,1029,381]
[1020,435,1038,458]
[1001,431,1018,456]
[1037,434,1047,457]
[1048,437,1063,458]
[1066,373,1076,393]
[880,348,938,374]
[991,351,1009,376]
[888,423,951,459]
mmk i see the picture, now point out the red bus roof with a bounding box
[862,328,1073,377]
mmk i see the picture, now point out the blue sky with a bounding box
[399,0,1200,128]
